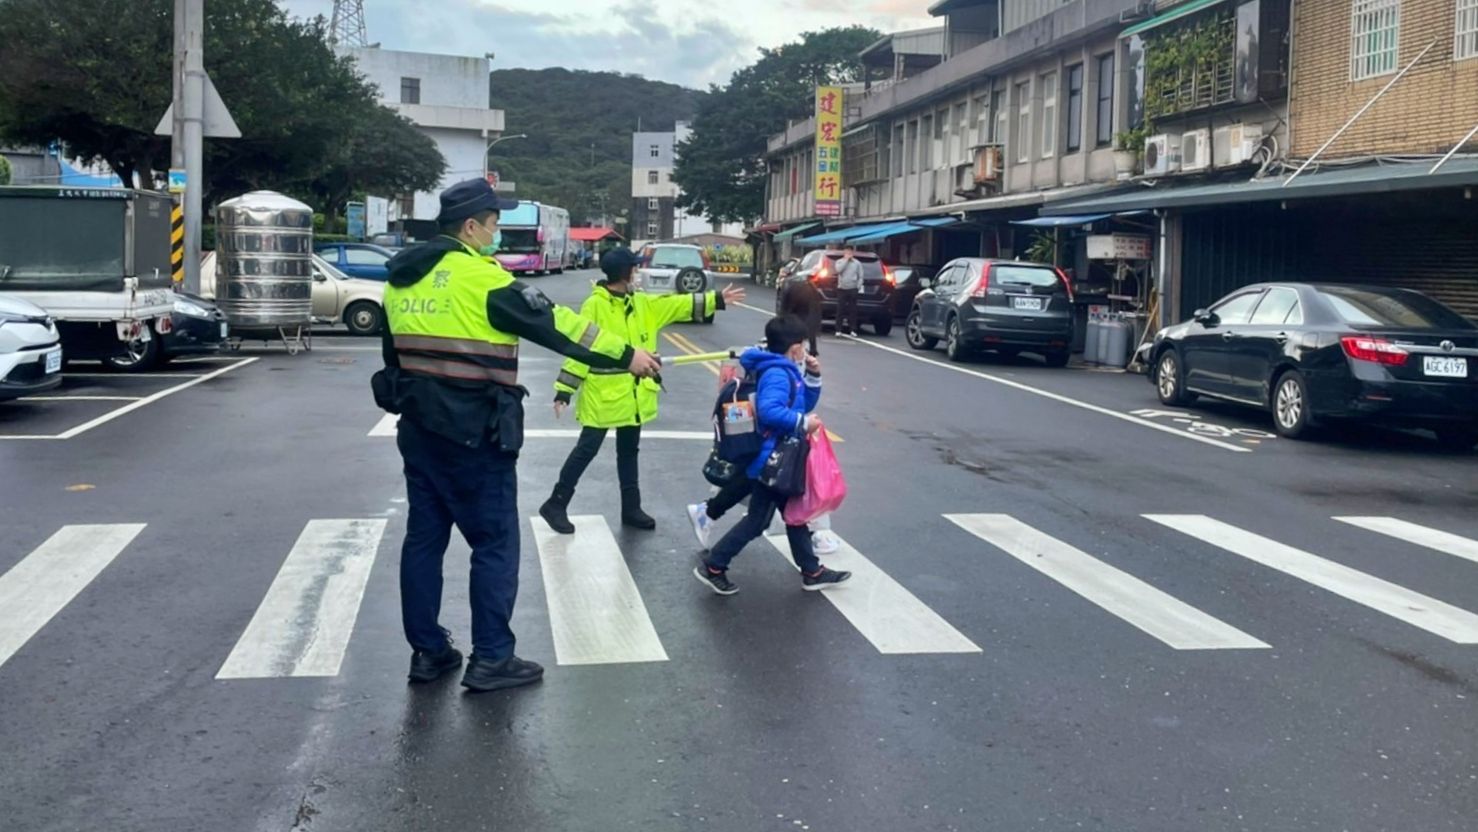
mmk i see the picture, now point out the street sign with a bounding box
[493,181,516,193]
[346,202,366,241]
[1087,234,1152,260]
[153,72,241,138]
[366,197,389,236]
[168,169,187,194]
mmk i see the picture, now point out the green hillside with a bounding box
[488,68,706,228]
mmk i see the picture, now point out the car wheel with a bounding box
[872,315,893,337]
[1044,350,1070,368]
[1271,369,1313,439]
[1434,426,1478,452]
[1155,349,1196,406]
[944,316,969,363]
[344,301,384,336]
[676,267,707,293]
[103,330,161,372]
[906,309,938,351]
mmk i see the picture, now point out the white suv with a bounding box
[638,244,710,295]
[0,294,63,401]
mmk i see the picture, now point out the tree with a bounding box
[0,155,10,186]
[0,0,443,209]
[305,104,446,232]
[673,26,880,226]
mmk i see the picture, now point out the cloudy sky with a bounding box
[279,0,935,89]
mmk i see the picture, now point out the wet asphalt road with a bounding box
[1,269,1476,832]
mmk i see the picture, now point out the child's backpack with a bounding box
[711,365,762,464]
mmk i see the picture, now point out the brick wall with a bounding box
[1290,0,1478,158]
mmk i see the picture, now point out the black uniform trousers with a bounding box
[556,425,642,493]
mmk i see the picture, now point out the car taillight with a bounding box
[882,265,895,285]
[1341,336,1409,366]
[969,264,991,298]
[1056,267,1075,302]
[813,263,830,282]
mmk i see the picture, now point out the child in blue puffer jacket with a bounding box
[693,315,852,596]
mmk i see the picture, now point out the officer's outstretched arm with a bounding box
[486,283,633,370]
[650,290,720,328]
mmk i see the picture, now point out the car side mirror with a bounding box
[919,277,932,289]
[312,271,327,282]
[1194,308,1218,327]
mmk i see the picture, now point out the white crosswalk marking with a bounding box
[764,533,981,654]
[369,413,708,441]
[0,524,146,670]
[1147,515,1478,644]
[217,519,387,680]
[1334,517,1478,566]
[369,414,397,436]
[531,516,669,665]
[947,514,1269,650]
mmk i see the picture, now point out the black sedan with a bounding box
[104,293,228,371]
[1148,283,1478,447]
[890,264,938,321]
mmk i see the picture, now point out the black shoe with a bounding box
[539,485,576,535]
[802,567,852,591]
[693,563,739,596]
[621,486,656,531]
[461,654,544,693]
[407,638,464,683]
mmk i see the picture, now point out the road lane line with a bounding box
[764,533,982,654]
[1147,514,1478,643]
[217,519,386,679]
[662,332,720,377]
[55,358,257,440]
[731,300,1247,453]
[1334,517,1478,566]
[947,514,1269,650]
[531,516,669,665]
[17,395,145,402]
[0,524,146,670]
[61,372,209,378]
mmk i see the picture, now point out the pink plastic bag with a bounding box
[782,430,847,526]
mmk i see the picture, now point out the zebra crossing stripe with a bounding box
[765,533,981,655]
[217,519,386,679]
[1334,517,1478,566]
[531,516,669,665]
[369,413,708,440]
[0,524,147,670]
[947,514,1269,650]
[1147,515,1478,644]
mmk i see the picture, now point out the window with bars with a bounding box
[648,197,659,211]
[647,222,658,238]
[400,77,420,105]
[1041,72,1058,158]
[1458,0,1478,60]
[843,124,883,186]
[1350,0,1400,80]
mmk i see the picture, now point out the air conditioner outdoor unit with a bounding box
[1181,128,1211,172]
[1213,126,1235,167]
[1144,134,1182,176]
[1230,123,1264,165]
[973,144,1003,184]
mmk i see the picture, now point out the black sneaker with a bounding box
[407,636,463,683]
[802,567,852,591]
[693,564,739,596]
[461,654,544,693]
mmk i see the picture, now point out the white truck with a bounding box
[0,186,174,362]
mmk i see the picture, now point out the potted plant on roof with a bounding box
[1114,126,1147,180]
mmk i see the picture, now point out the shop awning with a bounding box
[1121,0,1226,39]
[773,222,821,240]
[844,217,959,243]
[1011,213,1114,228]
[1039,157,1478,216]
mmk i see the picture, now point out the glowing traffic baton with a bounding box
[663,350,738,366]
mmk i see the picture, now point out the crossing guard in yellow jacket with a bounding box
[539,247,745,534]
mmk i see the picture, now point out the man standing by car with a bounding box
[373,179,661,693]
[836,245,864,337]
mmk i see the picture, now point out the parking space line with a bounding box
[17,396,144,402]
[50,358,257,440]
[60,372,208,379]
[832,334,1250,453]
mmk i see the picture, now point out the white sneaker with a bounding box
[812,530,840,555]
[687,503,715,551]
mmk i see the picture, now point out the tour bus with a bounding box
[494,201,570,276]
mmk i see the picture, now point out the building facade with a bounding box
[630,122,745,247]
[340,47,506,225]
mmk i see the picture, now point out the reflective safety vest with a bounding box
[383,242,522,386]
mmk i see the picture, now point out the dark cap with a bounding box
[436,178,519,225]
[599,247,644,279]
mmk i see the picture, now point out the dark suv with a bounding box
[904,258,1074,366]
[776,250,895,336]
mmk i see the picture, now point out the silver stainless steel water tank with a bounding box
[215,191,313,327]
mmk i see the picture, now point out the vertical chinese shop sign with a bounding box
[814,86,843,218]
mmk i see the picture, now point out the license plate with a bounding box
[220,322,229,339]
[44,348,62,374]
[1012,296,1043,311]
[1423,356,1468,378]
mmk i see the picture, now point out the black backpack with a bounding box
[711,373,762,464]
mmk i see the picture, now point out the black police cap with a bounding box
[600,247,644,277]
[437,178,519,225]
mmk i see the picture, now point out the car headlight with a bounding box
[173,298,212,318]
